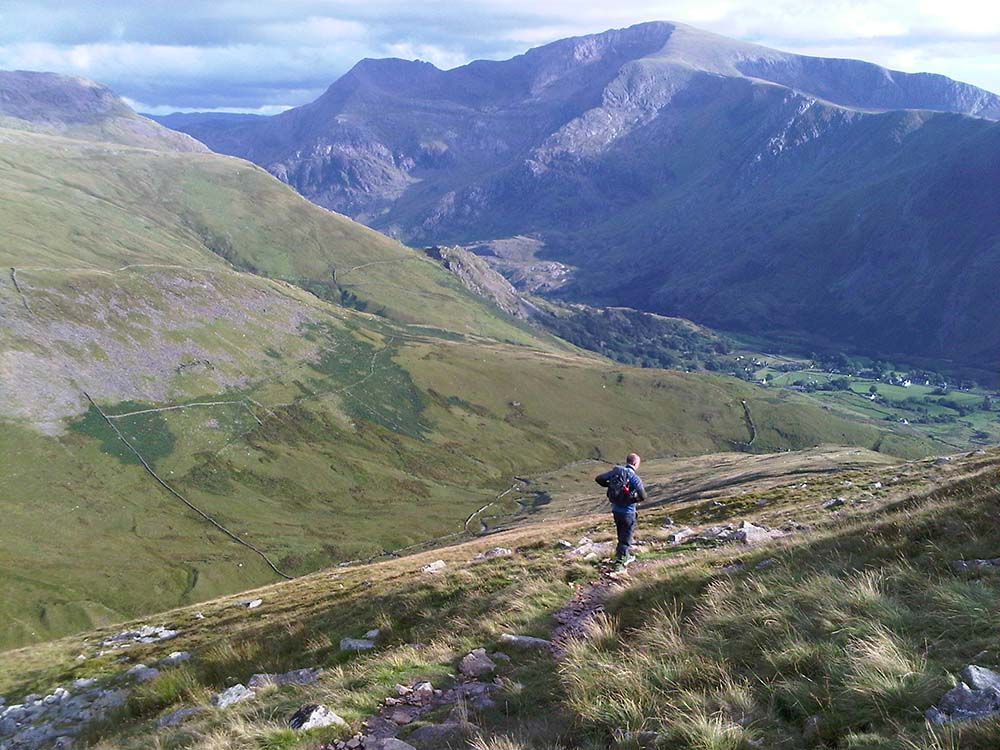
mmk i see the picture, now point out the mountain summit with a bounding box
[1,70,206,151]
[159,22,1000,370]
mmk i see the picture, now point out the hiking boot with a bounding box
[616,552,636,567]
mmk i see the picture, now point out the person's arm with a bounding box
[595,469,613,487]
[634,476,648,503]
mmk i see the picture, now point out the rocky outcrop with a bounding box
[926,665,1000,724]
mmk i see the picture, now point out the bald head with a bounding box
[626,453,641,468]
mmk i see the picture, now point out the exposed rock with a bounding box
[341,638,377,652]
[421,560,447,574]
[157,706,206,728]
[498,633,551,650]
[555,540,573,549]
[667,527,694,544]
[288,703,346,730]
[490,652,511,663]
[365,629,382,640]
[926,666,1000,723]
[158,651,191,668]
[101,625,178,647]
[567,541,615,560]
[389,708,414,725]
[125,664,160,683]
[459,649,496,677]
[961,665,1000,693]
[734,521,778,545]
[473,547,513,560]
[211,684,255,709]
[822,497,847,509]
[238,598,263,609]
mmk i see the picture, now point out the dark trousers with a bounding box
[613,510,636,559]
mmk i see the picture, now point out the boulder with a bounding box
[288,704,346,730]
[498,633,551,650]
[340,638,376,652]
[157,705,206,728]
[211,684,255,709]
[389,708,415,725]
[459,649,496,677]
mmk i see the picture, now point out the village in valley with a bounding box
[741,352,1000,450]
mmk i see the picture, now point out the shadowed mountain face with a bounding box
[155,22,1000,369]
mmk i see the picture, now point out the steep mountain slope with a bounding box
[0,84,937,650]
[158,22,1000,370]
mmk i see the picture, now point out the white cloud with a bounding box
[0,0,998,108]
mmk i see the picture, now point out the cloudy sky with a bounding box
[1,0,998,114]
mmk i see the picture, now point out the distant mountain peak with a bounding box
[0,69,208,151]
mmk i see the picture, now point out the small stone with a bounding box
[125,664,160,683]
[159,651,191,667]
[364,628,382,640]
[347,739,362,749]
[822,497,846,509]
[157,705,206,728]
[459,648,496,677]
[473,547,513,561]
[340,638,376,652]
[490,651,511,663]
[71,678,97,691]
[211,684,255,709]
[412,681,433,695]
[195,612,205,620]
[389,708,414,725]
[239,598,263,609]
[288,703,346,730]
[421,560,447,574]
[667,527,694,544]
[499,633,551,649]
[555,540,573,549]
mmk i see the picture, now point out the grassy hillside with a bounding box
[2,447,996,749]
[0,125,942,651]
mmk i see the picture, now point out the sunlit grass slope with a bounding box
[2,448,996,750]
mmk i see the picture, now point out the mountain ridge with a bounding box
[151,22,1000,370]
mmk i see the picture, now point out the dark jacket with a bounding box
[596,464,647,512]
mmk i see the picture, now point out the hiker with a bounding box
[595,453,647,565]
